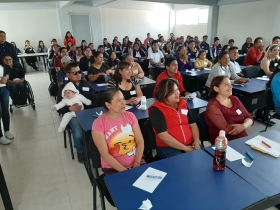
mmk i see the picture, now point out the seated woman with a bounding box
[149,78,200,159]
[92,88,145,175]
[125,54,144,78]
[135,40,147,53]
[260,44,279,76]
[75,47,84,64]
[158,36,166,50]
[108,61,143,105]
[205,76,253,144]
[111,38,122,60]
[162,41,173,58]
[130,43,146,61]
[221,44,230,52]
[267,61,280,115]
[176,46,193,71]
[11,42,21,54]
[37,40,48,53]
[187,40,199,62]
[63,31,76,47]
[4,54,27,106]
[122,38,130,55]
[241,37,253,54]
[80,40,87,55]
[98,45,109,60]
[205,51,249,89]
[107,51,120,70]
[103,38,112,52]
[24,40,38,71]
[194,50,212,70]
[87,51,114,83]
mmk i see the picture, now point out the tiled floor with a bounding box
[0,71,278,210]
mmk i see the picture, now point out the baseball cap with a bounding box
[61,56,72,64]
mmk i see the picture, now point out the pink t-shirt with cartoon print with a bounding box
[92,111,138,169]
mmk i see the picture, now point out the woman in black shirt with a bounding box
[241,37,254,54]
[107,51,120,70]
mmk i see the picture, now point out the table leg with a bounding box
[42,56,47,71]
[20,57,26,73]
[0,164,13,210]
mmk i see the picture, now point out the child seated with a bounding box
[53,82,91,132]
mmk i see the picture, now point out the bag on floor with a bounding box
[48,81,58,97]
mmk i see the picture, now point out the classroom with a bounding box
[0,0,280,209]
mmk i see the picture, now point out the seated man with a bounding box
[200,35,210,53]
[54,47,68,72]
[228,39,234,47]
[79,47,92,72]
[228,47,243,76]
[68,44,77,63]
[244,37,266,66]
[57,56,72,87]
[4,54,27,106]
[57,63,98,163]
[208,37,221,61]
[48,38,60,59]
[147,40,165,79]
[266,36,280,51]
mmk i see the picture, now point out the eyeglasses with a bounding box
[4,59,12,61]
[69,70,82,75]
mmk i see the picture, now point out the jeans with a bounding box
[156,147,184,159]
[275,107,280,116]
[7,82,27,105]
[0,87,10,138]
[68,117,84,153]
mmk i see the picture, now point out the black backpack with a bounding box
[48,81,58,97]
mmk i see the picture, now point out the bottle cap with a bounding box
[219,130,225,137]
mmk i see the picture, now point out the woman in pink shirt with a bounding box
[92,88,145,175]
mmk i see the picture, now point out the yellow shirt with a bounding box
[194,58,212,69]
[131,62,144,78]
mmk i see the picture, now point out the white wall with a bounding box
[217,0,278,48]
[0,9,62,50]
[174,24,207,38]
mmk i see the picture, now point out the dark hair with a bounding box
[93,51,103,58]
[272,36,280,42]
[25,40,30,44]
[103,38,107,41]
[103,88,120,110]
[133,42,139,49]
[221,45,229,52]
[88,43,93,47]
[81,40,86,44]
[151,40,158,46]
[267,60,280,88]
[177,45,185,53]
[124,54,132,60]
[254,37,262,45]
[51,38,57,43]
[165,57,176,68]
[65,62,78,73]
[38,40,44,48]
[76,47,81,50]
[198,50,206,58]
[147,33,150,36]
[110,61,131,84]
[59,47,67,53]
[228,39,234,44]
[203,35,208,39]
[108,51,116,62]
[65,31,73,39]
[0,30,6,35]
[154,78,179,102]
[229,46,238,53]
[0,57,4,66]
[208,75,228,98]
[213,51,228,64]
[98,45,104,50]
[84,46,91,51]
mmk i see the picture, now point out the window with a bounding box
[175,8,208,25]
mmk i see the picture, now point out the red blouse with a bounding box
[205,96,253,144]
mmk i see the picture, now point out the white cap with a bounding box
[61,56,72,64]
[219,130,225,137]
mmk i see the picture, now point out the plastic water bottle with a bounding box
[140,96,147,110]
[213,130,228,171]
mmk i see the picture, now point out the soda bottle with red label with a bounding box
[213,130,228,171]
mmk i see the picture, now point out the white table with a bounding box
[18,53,48,71]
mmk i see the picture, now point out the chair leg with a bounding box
[93,184,97,210]
[100,194,106,210]
[64,130,67,148]
[264,116,272,132]
[68,128,75,160]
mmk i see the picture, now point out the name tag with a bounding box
[204,62,208,65]
[205,50,208,53]
[65,77,68,81]
[82,87,90,91]
[236,109,242,115]
[188,53,191,56]
[130,90,136,95]
[275,63,278,67]
[181,109,188,115]
[133,69,138,74]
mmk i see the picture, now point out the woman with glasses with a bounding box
[148,78,200,159]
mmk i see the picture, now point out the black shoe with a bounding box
[77,152,85,164]
[275,204,280,210]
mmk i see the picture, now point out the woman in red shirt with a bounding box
[205,75,253,144]
[63,31,76,47]
[149,78,200,159]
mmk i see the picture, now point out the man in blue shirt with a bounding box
[0,31,18,62]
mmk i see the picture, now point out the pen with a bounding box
[246,151,255,161]
[261,141,271,148]
[146,175,162,179]
[251,146,267,154]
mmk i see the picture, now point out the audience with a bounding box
[229,47,243,76]
[244,37,266,66]
[0,57,14,145]
[125,54,144,78]
[177,46,193,71]
[54,47,68,72]
[103,38,112,52]
[241,37,253,54]
[48,38,59,59]
[162,41,173,57]
[113,36,121,46]
[98,45,109,60]
[112,39,122,59]
[260,44,279,76]
[200,35,209,52]
[63,31,76,47]
[57,63,97,163]
[147,40,165,79]
[24,40,38,71]
[158,36,166,50]
[209,37,221,61]
[267,60,280,115]
[221,45,230,52]
[75,47,84,64]
[206,52,249,89]
[143,33,150,46]
[79,47,92,72]
[68,44,77,63]
[187,40,199,62]
[0,31,18,62]
[130,42,146,60]
[87,51,114,83]
[194,50,212,70]
[108,61,143,105]
[11,42,21,55]
[122,38,130,54]
[228,39,234,47]
[37,40,48,53]
[266,36,280,51]
[107,51,120,69]
[194,36,201,50]
[57,56,72,87]
[205,76,253,144]
[4,54,27,106]
[88,43,96,55]
[92,88,144,175]
[149,78,200,159]
[80,40,87,54]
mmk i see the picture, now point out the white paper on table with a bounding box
[256,77,269,81]
[133,167,167,193]
[125,105,133,110]
[212,146,245,162]
[185,92,197,99]
[204,68,211,70]
[242,158,254,167]
[138,199,153,210]
[13,78,21,81]
[96,83,108,86]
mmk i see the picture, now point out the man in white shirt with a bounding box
[228,46,243,77]
[147,40,165,79]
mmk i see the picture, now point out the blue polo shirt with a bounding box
[0,41,18,62]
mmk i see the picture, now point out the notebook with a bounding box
[245,135,280,158]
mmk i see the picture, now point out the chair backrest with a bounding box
[142,119,157,162]
[236,55,245,65]
[242,66,260,78]
[197,73,209,92]
[265,88,275,111]
[196,111,210,148]
[141,85,154,99]
[89,137,101,169]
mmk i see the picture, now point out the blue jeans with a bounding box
[7,82,27,105]
[156,147,184,159]
[68,117,84,153]
[0,87,10,138]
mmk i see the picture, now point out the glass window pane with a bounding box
[199,8,209,23]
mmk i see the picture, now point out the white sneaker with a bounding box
[4,131,14,140]
[0,136,11,145]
